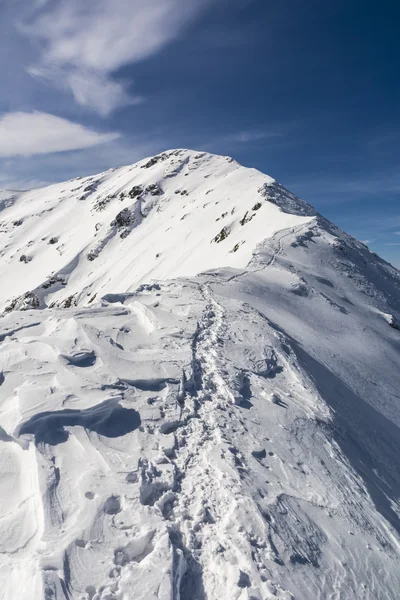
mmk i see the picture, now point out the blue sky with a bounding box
[1,0,399,266]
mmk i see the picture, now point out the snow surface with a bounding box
[0,150,313,313]
[0,149,400,600]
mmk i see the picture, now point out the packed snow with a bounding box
[0,150,399,600]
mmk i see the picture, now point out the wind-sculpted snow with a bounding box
[18,400,141,445]
[0,151,400,599]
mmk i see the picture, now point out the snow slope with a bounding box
[0,150,400,600]
[0,150,313,312]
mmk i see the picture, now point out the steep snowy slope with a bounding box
[0,151,400,600]
[0,150,313,313]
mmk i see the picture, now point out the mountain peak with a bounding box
[0,150,316,313]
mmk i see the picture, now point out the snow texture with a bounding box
[0,150,400,599]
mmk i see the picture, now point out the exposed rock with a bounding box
[146,184,162,196]
[111,208,135,230]
[128,186,143,199]
[4,291,39,313]
[240,211,255,226]
[213,227,230,243]
[42,275,67,289]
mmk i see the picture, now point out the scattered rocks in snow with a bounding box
[111,208,135,230]
[141,153,170,169]
[146,183,162,196]
[258,181,316,216]
[79,181,98,201]
[87,250,98,261]
[291,228,320,248]
[42,275,67,289]
[128,185,143,199]
[213,226,230,243]
[136,283,161,293]
[59,295,77,309]
[240,211,255,226]
[93,194,115,212]
[4,291,40,313]
[230,241,245,253]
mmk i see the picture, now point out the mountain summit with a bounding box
[0,151,400,600]
[0,149,317,313]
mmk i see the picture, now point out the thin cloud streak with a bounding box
[19,0,215,115]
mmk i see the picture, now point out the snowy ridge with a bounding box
[0,150,313,313]
[0,151,400,600]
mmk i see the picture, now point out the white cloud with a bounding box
[20,0,213,115]
[67,71,144,117]
[29,66,144,117]
[0,111,120,157]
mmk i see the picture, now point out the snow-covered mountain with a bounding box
[0,150,400,600]
[0,150,316,313]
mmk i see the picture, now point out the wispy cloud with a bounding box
[195,129,285,154]
[19,0,214,115]
[0,111,119,157]
[28,66,143,116]
[233,130,283,143]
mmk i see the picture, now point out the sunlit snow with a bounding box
[0,150,399,600]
